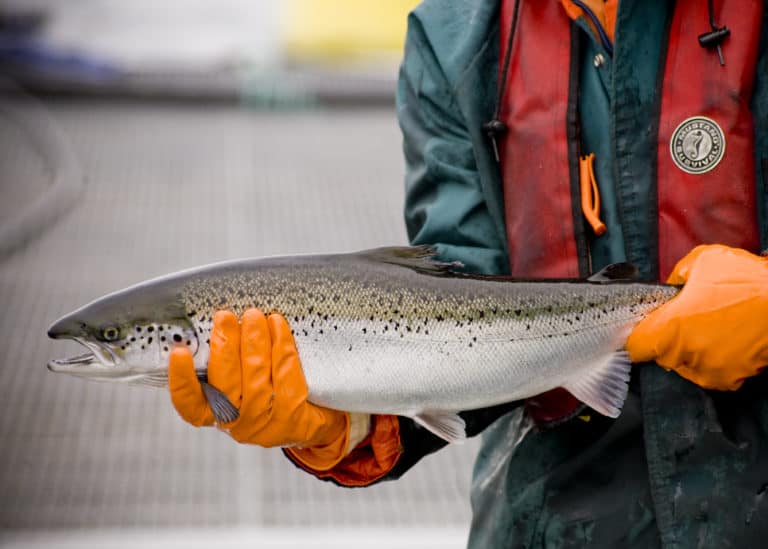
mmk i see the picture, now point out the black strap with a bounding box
[483,0,521,162]
[698,0,730,66]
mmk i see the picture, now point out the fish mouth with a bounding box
[48,352,97,370]
[47,336,119,375]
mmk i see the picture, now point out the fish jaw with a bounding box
[47,328,119,369]
[47,332,133,381]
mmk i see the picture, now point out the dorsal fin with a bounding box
[587,262,639,282]
[361,246,464,275]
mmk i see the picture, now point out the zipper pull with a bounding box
[579,154,607,236]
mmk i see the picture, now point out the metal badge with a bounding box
[669,116,726,174]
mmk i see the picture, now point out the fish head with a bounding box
[47,282,200,386]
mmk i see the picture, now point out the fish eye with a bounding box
[101,326,121,342]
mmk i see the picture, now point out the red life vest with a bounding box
[497,0,762,425]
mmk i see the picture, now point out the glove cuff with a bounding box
[287,412,357,472]
[285,414,402,486]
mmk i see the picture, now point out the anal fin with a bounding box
[413,411,467,444]
[562,351,632,418]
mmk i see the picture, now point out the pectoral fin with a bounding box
[562,351,632,418]
[200,381,240,424]
[413,411,467,444]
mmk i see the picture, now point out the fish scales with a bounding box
[47,246,678,441]
[178,253,674,414]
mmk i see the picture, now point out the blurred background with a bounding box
[0,1,483,548]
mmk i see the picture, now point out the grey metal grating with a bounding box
[0,99,481,538]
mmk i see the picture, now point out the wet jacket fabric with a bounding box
[392,1,768,547]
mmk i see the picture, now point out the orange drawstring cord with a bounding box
[579,153,607,236]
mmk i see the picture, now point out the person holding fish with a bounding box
[168,1,768,546]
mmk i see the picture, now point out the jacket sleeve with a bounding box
[398,14,509,276]
[285,7,518,487]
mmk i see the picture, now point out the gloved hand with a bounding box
[626,244,768,390]
[169,308,370,471]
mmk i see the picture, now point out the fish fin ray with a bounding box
[135,372,168,387]
[563,351,632,418]
[200,382,240,423]
[587,263,639,282]
[363,246,463,275]
[413,411,466,444]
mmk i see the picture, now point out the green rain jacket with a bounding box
[389,1,768,547]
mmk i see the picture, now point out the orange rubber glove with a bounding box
[169,308,370,471]
[626,244,768,390]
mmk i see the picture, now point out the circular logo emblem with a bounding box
[670,116,726,174]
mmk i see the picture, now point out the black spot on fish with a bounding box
[160,336,166,342]
[333,325,338,331]
[130,336,136,342]
[514,309,522,316]
[424,329,430,336]
[147,326,154,333]
[173,334,182,343]
[436,315,444,322]
[188,310,197,317]
[319,329,324,334]
[141,345,145,350]
[121,345,126,350]
[294,316,299,323]
[136,326,142,332]
[158,326,164,331]
[348,344,353,352]
[526,324,531,330]
[362,327,367,334]
[163,346,168,352]
[186,340,191,346]
[148,337,153,344]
